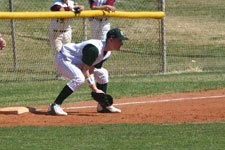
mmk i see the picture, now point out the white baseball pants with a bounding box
[54,52,109,91]
[90,19,110,40]
[49,29,72,53]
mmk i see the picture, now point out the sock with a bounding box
[54,85,73,105]
[96,83,107,93]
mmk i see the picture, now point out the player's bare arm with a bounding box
[82,64,103,93]
[92,5,116,12]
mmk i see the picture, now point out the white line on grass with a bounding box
[36,95,225,111]
[54,95,225,111]
[113,95,225,106]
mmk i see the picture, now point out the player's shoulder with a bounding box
[88,39,105,48]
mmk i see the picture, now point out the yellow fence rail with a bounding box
[0,10,165,19]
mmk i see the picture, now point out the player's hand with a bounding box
[93,88,104,94]
[105,5,116,12]
[78,5,85,11]
[74,5,84,11]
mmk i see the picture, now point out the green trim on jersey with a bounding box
[95,59,107,69]
[82,44,99,66]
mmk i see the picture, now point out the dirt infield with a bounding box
[1,89,225,127]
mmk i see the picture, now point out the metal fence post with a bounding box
[83,18,88,41]
[161,0,166,73]
[9,0,18,70]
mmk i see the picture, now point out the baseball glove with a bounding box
[91,92,113,107]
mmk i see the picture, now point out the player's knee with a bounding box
[67,76,85,91]
[94,68,109,84]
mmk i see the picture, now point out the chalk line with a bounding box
[36,95,225,111]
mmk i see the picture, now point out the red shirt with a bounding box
[88,0,115,8]
[51,5,71,11]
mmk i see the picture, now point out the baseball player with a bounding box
[88,0,116,40]
[48,28,128,116]
[48,0,84,79]
[0,33,6,50]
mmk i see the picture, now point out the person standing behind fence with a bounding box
[48,0,84,80]
[88,0,116,40]
[0,33,6,50]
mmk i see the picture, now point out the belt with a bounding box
[92,17,108,21]
[53,29,67,32]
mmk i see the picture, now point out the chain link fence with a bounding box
[0,0,162,81]
[0,0,224,81]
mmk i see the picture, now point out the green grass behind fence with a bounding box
[1,0,225,81]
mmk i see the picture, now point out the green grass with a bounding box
[0,122,225,150]
[167,0,225,21]
[1,71,225,107]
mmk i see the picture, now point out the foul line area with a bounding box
[37,95,225,111]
